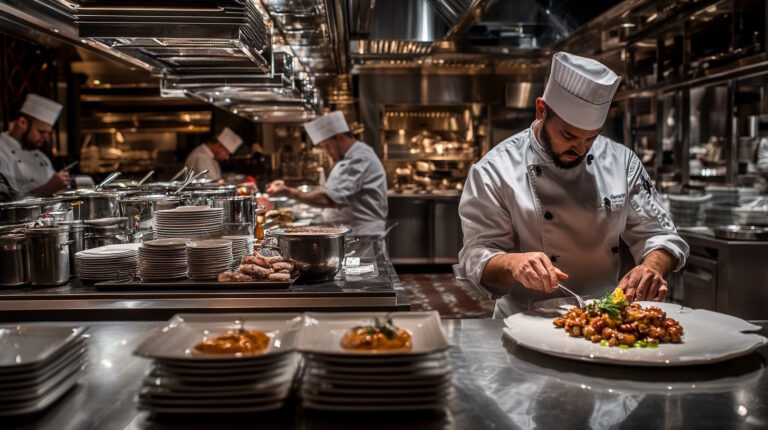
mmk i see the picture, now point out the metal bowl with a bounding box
[713,225,768,241]
[270,226,351,282]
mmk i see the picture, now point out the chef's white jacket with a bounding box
[457,124,689,318]
[757,137,768,175]
[0,132,55,199]
[322,141,388,237]
[185,144,222,181]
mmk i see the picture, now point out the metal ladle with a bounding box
[169,166,189,183]
[94,172,121,191]
[137,170,155,187]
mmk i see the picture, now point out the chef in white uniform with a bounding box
[267,111,388,237]
[0,94,68,199]
[184,127,243,181]
[456,52,690,318]
[757,137,768,176]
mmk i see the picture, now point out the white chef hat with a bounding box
[217,127,243,154]
[542,52,621,131]
[304,111,349,145]
[20,94,63,126]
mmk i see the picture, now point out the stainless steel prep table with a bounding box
[4,319,767,429]
[0,238,410,321]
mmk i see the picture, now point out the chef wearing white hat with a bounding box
[456,52,690,318]
[267,111,388,237]
[0,94,69,199]
[184,127,243,182]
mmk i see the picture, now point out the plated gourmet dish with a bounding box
[340,317,413,352]
[193,329,270,355]
[218,253,294,282]
[553,288,684,348]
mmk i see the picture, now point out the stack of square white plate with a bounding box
[75,243,140,281]
[155,206,224,240]
[0,325,88,417]
[186,239,233,280]
[222,235,254,265]
[298,311,453,412]
[134,314,302,414]
[139,239,189,281]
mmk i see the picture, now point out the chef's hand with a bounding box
[48,171,71,191]
[266,180,289,197]
[507,252,569,293]
[619,264,667,303]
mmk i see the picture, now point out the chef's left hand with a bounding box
[618,264,667,303]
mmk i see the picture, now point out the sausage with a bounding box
[268,272,291,281]
[241,254,271,269]
[272,261,293,271]
[238,264,273,279]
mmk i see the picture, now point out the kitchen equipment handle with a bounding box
[173,169,196,195]
[61,160,79,172]
[137,170,155,187]
[95,172,121,190]
[169,166,189,182]
[58,240,73,249]
[190,169,209,182]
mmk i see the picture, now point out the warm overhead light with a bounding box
[51,28,60,33]
[621,23,636,28]
[93,80,101,85]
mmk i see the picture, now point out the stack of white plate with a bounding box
[134,313,302,414]
[222,235,254,265]
[155,206,224,240]
[186,239,234,280]
[299,311,453,412]
[706,186,760,206]
[139,239,189,281]
[0,325,88,417]
[75,243,140,281]
[668,194,711,227]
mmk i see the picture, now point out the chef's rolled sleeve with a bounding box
[457,165,516,299]
[622,155,689,271]
[324,157,370,208]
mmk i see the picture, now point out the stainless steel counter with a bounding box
[0,238,410,321]
[5,319,767,429]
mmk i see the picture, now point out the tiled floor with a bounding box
[399,273,494,319]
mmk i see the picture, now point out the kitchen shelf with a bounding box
[383,154,476,162]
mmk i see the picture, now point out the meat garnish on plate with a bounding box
[340,317,413,352]
[192,330,270,355]
[553,288,683,348]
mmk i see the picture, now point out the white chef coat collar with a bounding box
[200,143,215,158]
[1,132,23,152]
[342,141,363,160]
[527,121,553,166]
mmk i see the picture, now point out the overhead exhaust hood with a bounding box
[69,0,271,75]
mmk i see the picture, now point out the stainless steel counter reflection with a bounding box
[4,320,767,429]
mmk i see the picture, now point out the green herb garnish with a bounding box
[585,289,629,319]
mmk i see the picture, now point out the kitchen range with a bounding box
[1,0,768,429]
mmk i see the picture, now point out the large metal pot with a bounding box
[181,187,237,207]
[0,233,28,286]
[212,196,254,224]
[84,217,129,248]
[58,220,85,274]
[119,194,182,234]
[270,227,351,281]
[25,225,71,286]
[0,201,41,225]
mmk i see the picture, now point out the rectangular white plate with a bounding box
[0,325,87,370]
[299,311,449,356]
[134,313,303,361]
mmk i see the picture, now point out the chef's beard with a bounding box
[20,129,44,151]
[540,121,585,169]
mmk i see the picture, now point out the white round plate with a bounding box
[502,301,768,366]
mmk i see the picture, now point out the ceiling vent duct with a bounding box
[68,0,271,75]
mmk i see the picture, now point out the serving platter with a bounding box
[503,301,767,366]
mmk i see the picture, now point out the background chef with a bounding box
[267,111,388,237]
[0,93,68,199]
[184,127,243,182]
[456,52,690,318]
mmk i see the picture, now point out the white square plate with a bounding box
[134,313,303,361]
[0,325,87,370]
[299,311,449,356]
[503,301,768,366]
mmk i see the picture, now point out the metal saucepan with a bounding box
[266,226,353,282]
[118,194,182,234]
